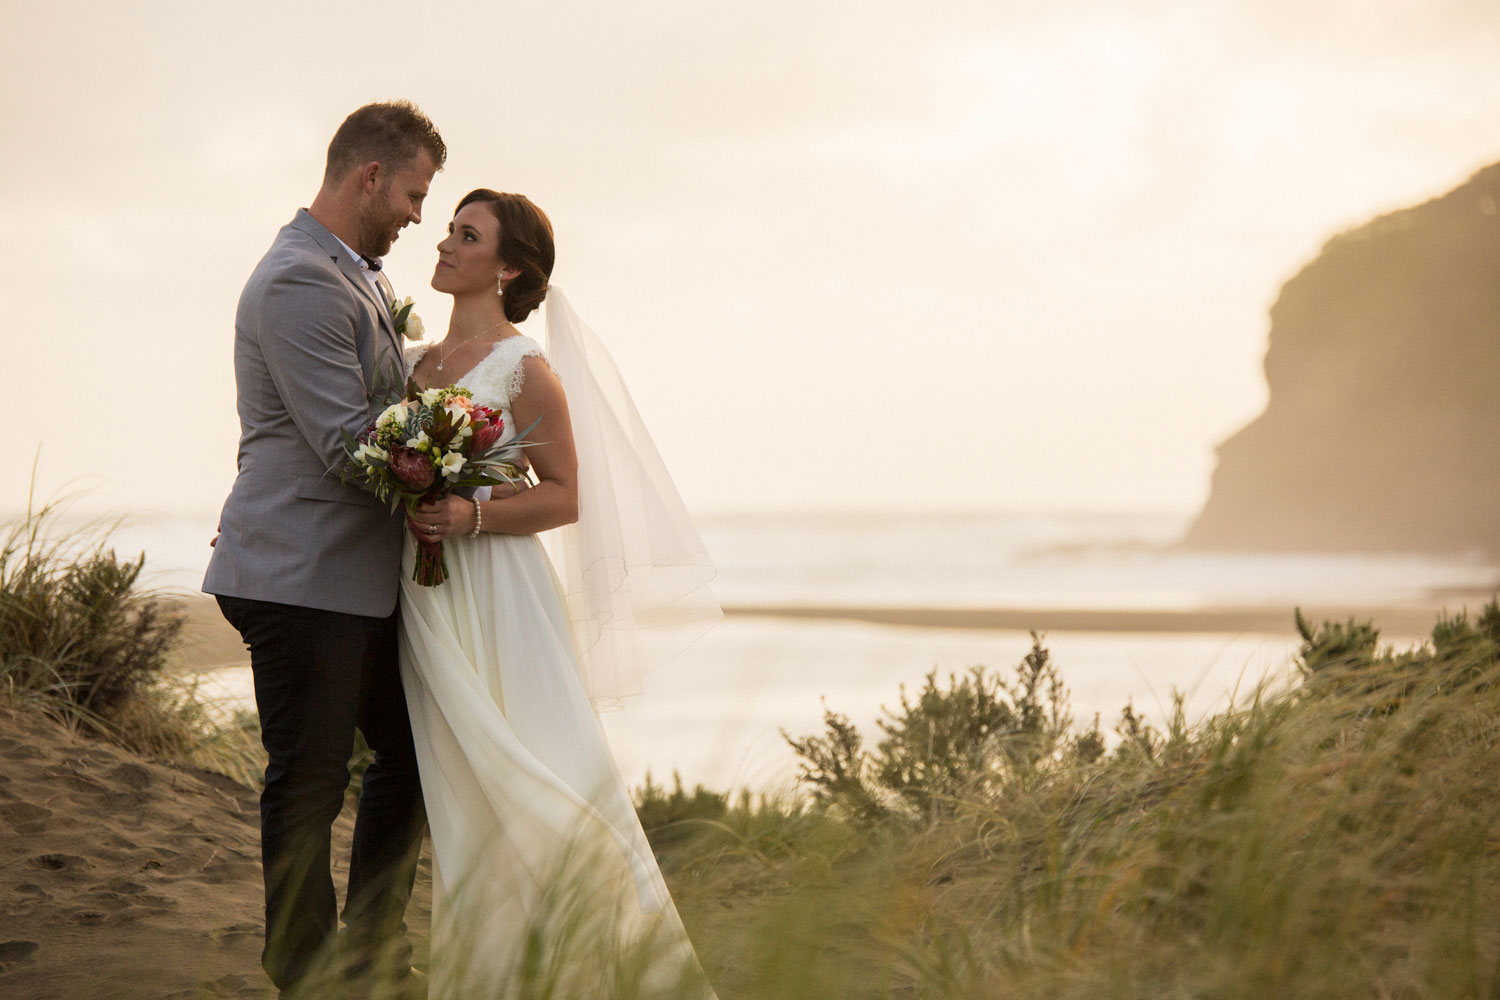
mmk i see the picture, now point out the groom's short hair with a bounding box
[324,101,447,181]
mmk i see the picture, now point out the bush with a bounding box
[636,771,729,832]
[0,500,183,719]
[684,604,1500,999]
[0,498,262,783]
[783,633,1107,825]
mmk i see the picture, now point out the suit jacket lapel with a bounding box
[290,210,404,363]
[371,271,405,359]
[336,255,404,362]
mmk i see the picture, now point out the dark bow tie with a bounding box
[361,255,383,272]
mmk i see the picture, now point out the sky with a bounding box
[4,0,1499,519]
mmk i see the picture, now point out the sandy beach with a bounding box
[0,699,431,999]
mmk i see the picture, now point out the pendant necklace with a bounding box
[436,320,505,373]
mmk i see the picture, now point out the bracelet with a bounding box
[468,497,483,539]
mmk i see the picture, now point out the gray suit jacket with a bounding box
[204,210,407,618]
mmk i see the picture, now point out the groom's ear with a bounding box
[356,160,382,193]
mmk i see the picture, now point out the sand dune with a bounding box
[0,701,431,999]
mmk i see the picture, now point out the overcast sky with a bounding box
[4,0,1499,519]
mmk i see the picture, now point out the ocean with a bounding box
[96,509,1500,790]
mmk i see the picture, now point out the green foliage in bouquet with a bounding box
[341,376,539,510]
[341,376,542,584]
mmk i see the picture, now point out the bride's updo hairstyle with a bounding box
[457,189,555,323]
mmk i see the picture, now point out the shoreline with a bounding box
[719,601,1482,637]
[167,594,1481,677]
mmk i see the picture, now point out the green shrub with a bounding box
[675,604,1500,998]
[783,633,1107,825]
[0,498,262,783]
[0,500,183,719]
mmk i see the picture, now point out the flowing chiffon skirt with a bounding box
[398,531,715,998]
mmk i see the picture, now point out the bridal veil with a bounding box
[541,286,720,706]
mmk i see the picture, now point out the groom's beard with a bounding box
[356,201,403,259]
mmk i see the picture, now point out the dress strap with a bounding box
[447,335,547,409]
[403,342,433,377]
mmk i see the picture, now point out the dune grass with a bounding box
[377,607,1500,998]
[635,608,1500,999]
[0,498,263,785]
[5,497,1498,997]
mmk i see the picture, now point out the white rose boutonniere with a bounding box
[391,296,424,340]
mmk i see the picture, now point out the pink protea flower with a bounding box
[470,417,506,454]
[389,446,436,489]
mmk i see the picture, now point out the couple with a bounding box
[204,101,719,999]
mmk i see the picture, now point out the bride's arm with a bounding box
[410,356,579,539]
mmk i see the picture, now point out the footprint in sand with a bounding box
[200,858,261,884]
[211,923,262,946]
[135,893,179,912]
[2,883,52,918]
[45,761,107,789]
[82,890,134,913]
[108,832,150,853]
[0,801,51,833]
[73,878,179,919]
[27,853,90,872]
[0,939,40,973]
[108,762,153,789]
[162,973,264,999]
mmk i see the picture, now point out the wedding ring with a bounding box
[427,524,437,535]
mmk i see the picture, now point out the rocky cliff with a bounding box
[1184,163,1500,555]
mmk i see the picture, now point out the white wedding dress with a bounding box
[397,336,716,999]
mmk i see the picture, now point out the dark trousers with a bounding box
[216,595,426,992]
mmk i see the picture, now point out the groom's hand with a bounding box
[209,522,221,548]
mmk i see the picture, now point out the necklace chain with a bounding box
[435,320,505,373]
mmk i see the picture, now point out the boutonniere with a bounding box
[391,296,425,340]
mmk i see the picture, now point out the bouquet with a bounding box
[343,380,535,585]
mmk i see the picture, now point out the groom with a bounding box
[204,101,444,996]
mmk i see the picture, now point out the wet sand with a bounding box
[721,601,1478,637]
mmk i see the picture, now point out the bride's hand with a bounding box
[408,495,477,542]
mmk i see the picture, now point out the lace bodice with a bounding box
[404,335,549,413]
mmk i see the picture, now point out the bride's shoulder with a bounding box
[493,335,553,400]
[495,333,546,361]
[461,335,550,407]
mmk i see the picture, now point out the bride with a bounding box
[397,189,720,998]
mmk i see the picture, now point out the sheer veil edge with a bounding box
[542,286,721,707]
